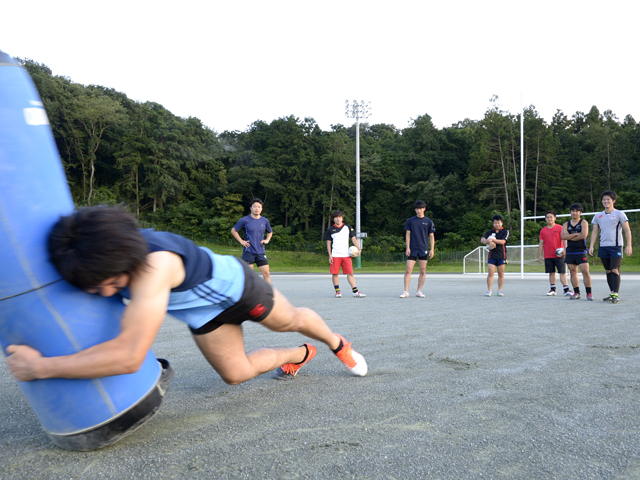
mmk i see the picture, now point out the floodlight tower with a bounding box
[345,100,371,268]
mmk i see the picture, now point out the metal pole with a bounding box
[520,94,525,278]
[345,100,370,269]
[355,117,362,268]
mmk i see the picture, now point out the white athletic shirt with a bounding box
[591,209,628,247]
[324,223,355,257]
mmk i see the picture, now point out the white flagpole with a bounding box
[520,94,525,278]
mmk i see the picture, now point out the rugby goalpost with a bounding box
[464,95,640,276]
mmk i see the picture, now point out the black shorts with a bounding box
[544,258,566,274]
[601,257,622,271]
[189,262,275,335]
[242,252,269,267]
[564,254,589,265]
[408,254,429,261]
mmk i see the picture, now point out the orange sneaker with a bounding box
[273,344,317,380]
[334,334,368,376]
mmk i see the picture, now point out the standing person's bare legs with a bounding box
[497,264,505,292]
[568,264,580,290]
[258,264,271,284]
[559,272,568,289]
[416,259,427,293]
[486,264,496,292]
[332,273,341,297]
[403,260,416,294]
[579,263,591,288]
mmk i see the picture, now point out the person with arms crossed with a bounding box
[231,198,273,284]
[399,200,435,298]
[481,215,509,297]
[561,203,593,300]
[6,207,367,385]
[538,210,571,296]
[324,210,365,298]
[588,190,633,303]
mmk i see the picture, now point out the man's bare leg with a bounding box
[404,260,416,292]
[416,259,427,292]
[192,288,344,385]
[258,264,271,284]
[486,264,496,291]
[497,264,505,291]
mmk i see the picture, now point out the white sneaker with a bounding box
[546,289,557,296]
[416,291,425,298]
[485,291,492,297]
[563,290,573,296]
[399,291,409,298]
[353,291,366,298]
[335,292,342,298]
[497,291,504,297]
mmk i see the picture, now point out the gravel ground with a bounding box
[2,273,640,479]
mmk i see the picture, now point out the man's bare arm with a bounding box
[6,251,180,381]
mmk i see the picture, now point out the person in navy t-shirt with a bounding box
[232,198,273,284]
[399,200,436,298]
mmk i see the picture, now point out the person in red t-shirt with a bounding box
[538,211,571,296]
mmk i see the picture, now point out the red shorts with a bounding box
[330,256,353,274]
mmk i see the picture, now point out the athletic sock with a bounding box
[563,285,570,293]
[574,287,580,294]
[550,284,556,292]
[334,285,340,293]
[352,287,358,294]
[606,272,614,292]
[611,272,621,294]
[294,344,310,365]
[331,338,344,355]
[586,287,592,294]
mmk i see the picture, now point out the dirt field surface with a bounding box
[2,273,640,479]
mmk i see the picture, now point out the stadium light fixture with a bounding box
[345,100,371,268]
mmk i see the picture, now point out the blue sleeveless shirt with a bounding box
[141,229,212,292]
[119,230,245,329]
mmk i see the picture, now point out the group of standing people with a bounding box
[232,199,438,300]
[534,190,632,303]
[233,192,633,304]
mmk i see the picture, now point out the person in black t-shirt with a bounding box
[481,215,509,297]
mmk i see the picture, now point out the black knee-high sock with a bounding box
[606,272,614,292]
[611,272,621,293]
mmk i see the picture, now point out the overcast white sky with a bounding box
[2,1,637,133]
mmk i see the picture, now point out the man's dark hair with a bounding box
[48,206,148,290]
[601,190,617,201]
[331,210,344,223]
[413,200,427,209]
[249,198,264,208]
[569,203,583,213]
[545,210,556,217]
[492,214,504,222]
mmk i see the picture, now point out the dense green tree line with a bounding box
[23,60,640,251]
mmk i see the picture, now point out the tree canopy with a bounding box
[22,59,640,250]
